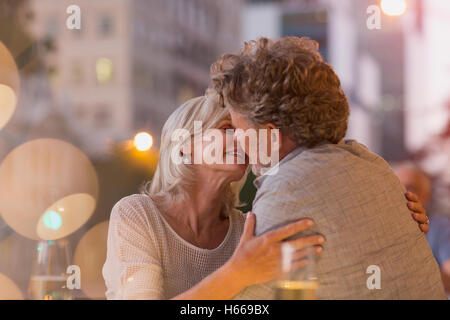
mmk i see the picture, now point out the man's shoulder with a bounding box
[291,139,385,169]
[260,139,391,187]
[269,140,390,176]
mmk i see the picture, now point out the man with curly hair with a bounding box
[209,36,446,299]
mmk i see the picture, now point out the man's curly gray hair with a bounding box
[209,36,350,148]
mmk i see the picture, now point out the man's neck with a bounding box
[278,138,299,162]
[252,138,300,177]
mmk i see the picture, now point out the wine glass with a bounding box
[275,243,318,300]
[28,239,73,300]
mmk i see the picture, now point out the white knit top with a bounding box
[102,194,246,299]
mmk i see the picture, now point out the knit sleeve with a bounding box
[103,196,164,299]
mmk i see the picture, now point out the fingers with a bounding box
[412,213,428,224]
[285,247,323,273]
[241,211,256,241]
[312,245,323,255]
[407,200,425,214]
[405,191,419,202]
[419,223,429,234]
[405,191,426,215]
[265,219,315,243]
[291,258,309,270]
[406,197,429,234]
[287,234,325,250]
[405,196,429,234]
[291,245,323,261]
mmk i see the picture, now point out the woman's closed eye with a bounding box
[218,121,235,132]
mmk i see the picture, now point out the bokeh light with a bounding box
[381,0,407,16]
[73,220,109,299]
[0,139,99,240]
[0,42,20,131]
[36,194,97,240]
[0,273,24,300]
[134,132,153,151]
[0,84,17,131]
[42,211,62,231]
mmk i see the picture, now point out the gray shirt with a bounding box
[234,140,446,299]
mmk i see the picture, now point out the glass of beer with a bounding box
[275,243,318,300]
[28,239,73,300]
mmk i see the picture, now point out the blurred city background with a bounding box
[0,0,449,299]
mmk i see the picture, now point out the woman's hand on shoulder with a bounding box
[225,211,325,288]
[405,191,430,233]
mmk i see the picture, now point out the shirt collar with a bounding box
[252,139,345,189]
[252,145,307,189]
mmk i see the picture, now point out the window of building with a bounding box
[72,62,83,85]
[94,106,112,128]
[95,58,114,84]
[48,65,59,85]
[133,19,147,40]
[137,65,153,90]
[187,0,196,27]
[177,0,185,21]
[75,105,86,120]
[98,15,114,37]
[198,5,207,32]
[45,17,59,37]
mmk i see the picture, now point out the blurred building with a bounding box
[28,0,243,157]
[404,0,450,151]
[404,0,450,213]
[242,0,406,159]
[242,0,449,211]
[243,0,370,148]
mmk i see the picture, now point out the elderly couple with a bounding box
[103,37,446,299]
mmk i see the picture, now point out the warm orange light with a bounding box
[0,84,17,131]
[0,139,99,240]
[381,0,407,16]
[134,132,153,151]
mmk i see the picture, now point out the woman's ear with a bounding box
[180,143,192,156]
[179,144,193,164]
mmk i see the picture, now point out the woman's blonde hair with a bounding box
[142,95,247,217]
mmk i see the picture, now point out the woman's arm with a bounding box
[103,199,164,299]
[172,212,324,300]
[170,259,244,300]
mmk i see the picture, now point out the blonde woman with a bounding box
[102,96,428,300]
